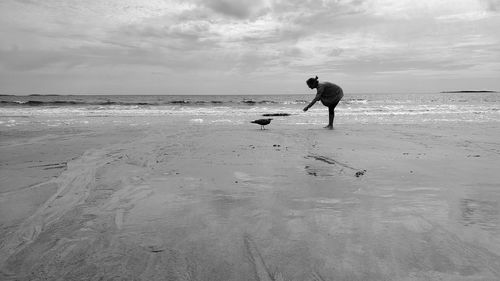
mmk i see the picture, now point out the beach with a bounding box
[1,94,500,280]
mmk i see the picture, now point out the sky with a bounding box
[1,0,499,95]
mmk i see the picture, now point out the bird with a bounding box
[250,118,272,130]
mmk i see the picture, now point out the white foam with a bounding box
[211,119,233,123]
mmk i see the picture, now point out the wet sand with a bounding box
[1,120,500,280]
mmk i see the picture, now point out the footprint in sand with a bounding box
[306,154,366,178]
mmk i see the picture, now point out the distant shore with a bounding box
[440,90,498,93]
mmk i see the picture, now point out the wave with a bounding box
[0,100,216,106]
[1,100,129,106]
[1,99,300,107]
[344,98,368,104]
[262,113,291,116]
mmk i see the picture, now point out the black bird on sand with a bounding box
[251,118,272,130]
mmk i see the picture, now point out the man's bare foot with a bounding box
[324,125,333,130]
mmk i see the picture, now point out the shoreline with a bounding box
[440,90,498,93]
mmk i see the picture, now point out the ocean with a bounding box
[1,92,499,130]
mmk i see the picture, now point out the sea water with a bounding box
[1,92,499,129]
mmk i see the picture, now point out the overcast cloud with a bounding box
[0,0,499,94]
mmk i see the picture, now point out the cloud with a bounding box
[0,47,65,71]
[480,0,500,11]
[195,0,268,19]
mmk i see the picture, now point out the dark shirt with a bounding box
[315,82,343,105]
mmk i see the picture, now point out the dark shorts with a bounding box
[321,89,343,107]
